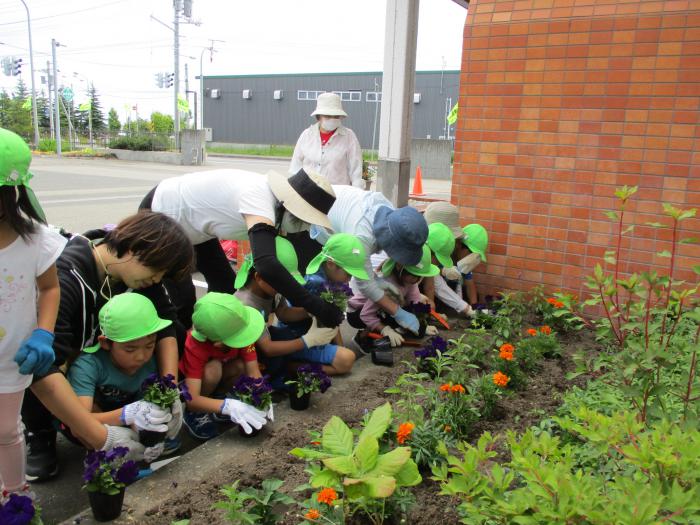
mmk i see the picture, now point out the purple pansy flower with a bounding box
[0,494,35,525]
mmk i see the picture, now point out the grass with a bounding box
[206,143,380,161]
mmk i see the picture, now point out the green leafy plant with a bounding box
[213,479,294,524]
[290,402,422,525]
[212,480,260,524]
[432,409,700,525]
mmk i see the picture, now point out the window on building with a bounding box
[297,90,324,101]
[332,90,362,102]
[366,91,382,102]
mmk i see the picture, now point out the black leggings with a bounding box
[140,186,236,328]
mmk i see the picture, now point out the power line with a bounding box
[0,0,127,26]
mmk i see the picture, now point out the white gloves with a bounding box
[121,400,171,432]
[462,304,476,318]
[456,253,481,275]
[101,425,145,461]
[381,326,404,347]
[302,317,339,348]
[266,404,274,423]
[144,442,165,463]
[166,399,183,439]
[221,398,268,435]
[441,265,462,282]
[425,325,439,336]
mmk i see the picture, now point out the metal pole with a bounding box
[371,77,380,160]
[20,0,40,147]
[46,61,54,140]
[199,48,205,131]
[184,62,189,129]
[51,39,61,156]
[173,0,180,149]
[88,81,93,147]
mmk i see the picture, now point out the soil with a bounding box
[138,323,600,525]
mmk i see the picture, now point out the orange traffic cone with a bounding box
[411,165,425,196]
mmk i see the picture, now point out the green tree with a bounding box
[88,84,105,132]
[0,90,12,128]
[8,79,32,138]
[108,108,121,132]
[36,90,51,131]
[150,111,173,133]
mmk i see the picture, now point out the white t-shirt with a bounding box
[151,169,278,245]
[0,225,66,393]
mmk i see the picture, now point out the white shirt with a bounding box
[311,185,393,302]
[289,123,363,188]
[0,225,66,393]
[433,274,469,313]
[151,169,277,245]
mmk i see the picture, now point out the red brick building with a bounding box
[451,0,700,299]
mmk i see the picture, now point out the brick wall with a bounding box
[451,0,700,300]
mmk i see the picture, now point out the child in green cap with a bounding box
[348,245,440,347]
[421,222,475,318]
[67,293,177,459]
[179,292,269,440]
[234,236,354,386]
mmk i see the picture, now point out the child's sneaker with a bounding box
[161,436,181,455]
[183,411,218,440]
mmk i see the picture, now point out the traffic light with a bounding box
[183,0,192,18]
[12,58,22,76]
[155,72,164,88]
[164,72,174,88]
[1,57,11,76]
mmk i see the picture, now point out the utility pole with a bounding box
[173,0,180,149]
[19,0,40,146]
[199,39,224,131]
[51,39,61,156]
[45,61,54,139]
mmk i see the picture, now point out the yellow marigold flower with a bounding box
[493,371,510,388]
[451,384,466,394]
[540,325,552,335]
[397,422,415,444]
[305,509,321,520]
[527,328,538,336]
[317,488,338,505]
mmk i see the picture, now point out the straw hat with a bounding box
[267,169,335,230]
[310,92,347,117]
[424,201,462,239]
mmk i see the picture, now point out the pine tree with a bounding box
[0,90,12,128]
[88,84,105,132]
[36,90,51,131]
[108,108,121,132]
[9,79,32,138]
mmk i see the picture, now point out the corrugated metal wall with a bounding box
[202,71,460,148]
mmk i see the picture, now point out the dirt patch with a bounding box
[138,325,599,525]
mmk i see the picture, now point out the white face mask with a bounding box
[321,118,340,132]
[281,211,310,234]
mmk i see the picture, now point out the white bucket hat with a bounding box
[310,92,347,117]
[267,169,336,230]
[424,201,463,239]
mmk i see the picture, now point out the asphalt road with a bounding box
[26,155,451,524]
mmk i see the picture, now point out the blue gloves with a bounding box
[392,308,419,336]
[14,329,55,376]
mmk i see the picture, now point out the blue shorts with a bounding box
[290,344,338,366]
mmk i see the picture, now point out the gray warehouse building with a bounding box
[201,70,460,149]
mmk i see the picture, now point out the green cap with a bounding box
[83,293,172,353]
[462,224,488,262]
[191,292,265,347]
[381,244,440,278]
[306,233,369,280]
[0,127,46,222]
[427,223,455,269]
[234,236,305,289]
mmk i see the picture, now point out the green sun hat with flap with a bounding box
[306,233,369,280]
[462,224,488,262]
[381,244,440,278]
[0,127,46,222]
[191,292,265,348]
[83,293,172,353]
[427,223,456,269]
[234,236,304,289]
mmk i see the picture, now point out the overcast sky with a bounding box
[1,0,466,121]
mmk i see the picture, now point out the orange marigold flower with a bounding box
[547,297,558,305]
[493,371,510,388]
[499,343,515,360]
[439,383,452,392]
[540,325,552,335]
[397,422,415,444]
[527,328,538,336]
[310,441,321,446]
[444,425,452,433]
[305,509,321,520]
[451,384,466,394]
[499,350,514,361]
[317,488,338,506]
[553,300,565,308]
[500,343,514,353]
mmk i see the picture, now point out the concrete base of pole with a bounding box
[377,158,411,207]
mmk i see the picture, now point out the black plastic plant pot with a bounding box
[289,390,311,411]
[372,349,394,367]
[138,429,167,447]
[416,320,427,338]
[88,488,125,522]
